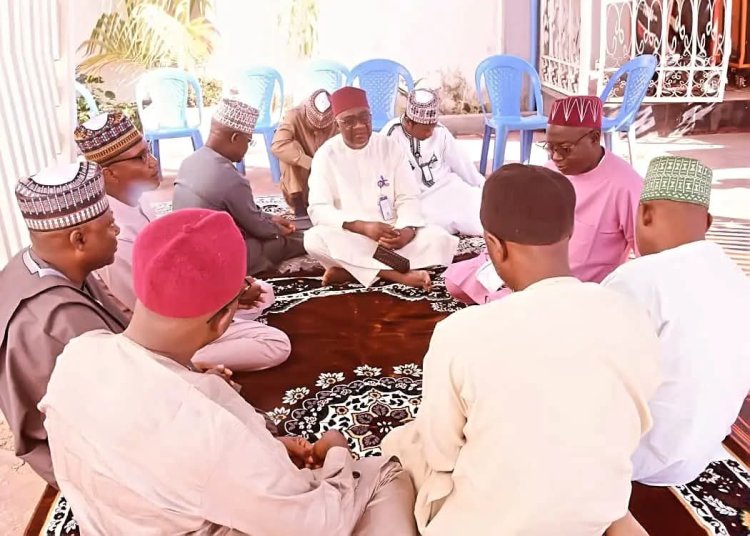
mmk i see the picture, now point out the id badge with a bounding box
[475,259,504,292]
[378,195,393,220]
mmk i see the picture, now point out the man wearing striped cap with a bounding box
[175,98,306,275]
[603,156,750,487]
[384,89,485,236]
[76,111,293,374]
[0,162,129,486]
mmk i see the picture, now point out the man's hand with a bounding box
[346,221,398,242]
[202,365,241,393]
[237,279,264,309]
[278,436,314,469]
[306,430,351,469]
[378,227,416,250]
[271,215,296,236]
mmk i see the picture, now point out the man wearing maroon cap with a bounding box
[304,86,459,290]
[40,208,418,535]
[444,95,643,304]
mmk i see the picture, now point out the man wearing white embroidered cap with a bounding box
[384,89,485,236]
[0,162,129,486]
[272,89,338,216]
[175,98,306,275]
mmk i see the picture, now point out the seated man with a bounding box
[304,87,459,290]
[445,95,642,304]
[40,208,418,535]
[603,156,750,486]
[383,164,660,535]
[0,163,128,486]
[174,98,306,275]
[75,112,290,372]
[272,88,338,216]
[384,89,484,236]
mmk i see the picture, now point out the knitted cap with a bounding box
[641,156,712,208]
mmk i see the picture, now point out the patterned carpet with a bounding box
[29,197,750,535]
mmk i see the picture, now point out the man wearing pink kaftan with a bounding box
[444,95,642,304]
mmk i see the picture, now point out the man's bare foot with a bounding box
[381,270,432,291]
[322,266,354,286]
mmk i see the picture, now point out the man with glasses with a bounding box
[304,87,459,290]
[444,95,643,304]
[385,89,485,236]
[75,112,292,373]
[40,208,418,535]
[174,98,306,276]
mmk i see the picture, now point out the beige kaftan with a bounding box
[383,277,661,535]
[40,331,417,535]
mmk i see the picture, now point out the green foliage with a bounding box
[187,76,222,107]
[278,0,318,59]
[79,0,217,76]
[76,74,143,132]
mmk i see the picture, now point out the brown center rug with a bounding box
[26,197,750,536]
[28,268,750,536]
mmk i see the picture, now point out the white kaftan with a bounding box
[40,331,417,535]
[383,277,661,535]
[383,119,485,236]
[305,134,459,286]
[603,240,750,485]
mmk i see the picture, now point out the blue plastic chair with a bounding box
[233,66,284,182]
[599,54,658,163]
[75,81,99,119]
[307,60,349,93]
[347,59,414,131]
[135,68,204,170]
[476,55,548,173]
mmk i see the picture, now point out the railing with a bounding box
[540,0,733,102]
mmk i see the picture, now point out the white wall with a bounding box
[0,0,76,267]
[68,0,539,105]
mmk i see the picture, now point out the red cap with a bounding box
[133,209,247,318]
[548,96,603,129]
[330,87,369,116]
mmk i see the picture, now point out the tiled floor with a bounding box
[1,129,748,535]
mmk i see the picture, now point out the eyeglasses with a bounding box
[206,276,254,324]
[336,112,372,129]
[537,130,594,158]
[106,149,154,166]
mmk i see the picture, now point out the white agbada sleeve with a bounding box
[441,129,485,188]
[416,320,469,470]
[391,143,427,229]
[308,147,348,229]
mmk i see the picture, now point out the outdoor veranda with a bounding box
[2,0,750,535]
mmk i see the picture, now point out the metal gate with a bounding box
[540,0,733,102]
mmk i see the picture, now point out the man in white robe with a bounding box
[74,111,291,372]
[383,164,660,535]
[603,156,750,486]
[304,87,459,290]
[384,89,485,236]
[40,208,417,535]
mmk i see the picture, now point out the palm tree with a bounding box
[78,0,218,76]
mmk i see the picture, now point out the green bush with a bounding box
[187,76,222,107]
[75,73,143,131]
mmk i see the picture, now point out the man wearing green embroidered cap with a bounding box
[603,155,750,487]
